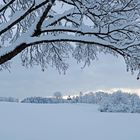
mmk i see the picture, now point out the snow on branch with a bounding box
[0,0,140,78]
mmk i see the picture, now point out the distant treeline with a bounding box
[21,91,108,104]
[0,97,19,103]
[1,91,140,113]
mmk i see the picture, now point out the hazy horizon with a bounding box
[0,53,140,98]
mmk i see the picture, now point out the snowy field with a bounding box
[0,103,140,140]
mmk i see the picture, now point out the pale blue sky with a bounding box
[0,53,140,98]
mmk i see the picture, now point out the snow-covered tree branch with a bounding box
[0,0,140,78]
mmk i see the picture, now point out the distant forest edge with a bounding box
[0,91,140,113]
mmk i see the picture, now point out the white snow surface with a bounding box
[0,103,140,140]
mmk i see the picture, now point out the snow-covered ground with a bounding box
[0,103,140,140]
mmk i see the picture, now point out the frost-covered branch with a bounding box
[0,0,140,78]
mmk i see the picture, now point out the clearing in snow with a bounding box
[0,103,140,140]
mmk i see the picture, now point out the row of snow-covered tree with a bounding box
[20,91,140,113]
[21,97,66,104]
[0,97,19,102]
[20,91,109,104]
[0,91,140,113]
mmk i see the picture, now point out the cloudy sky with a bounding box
[0,53,140,98]
[0,1,140,98]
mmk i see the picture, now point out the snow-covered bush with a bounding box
[99,91,140,113]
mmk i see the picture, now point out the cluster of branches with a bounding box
[0,0,140,78]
